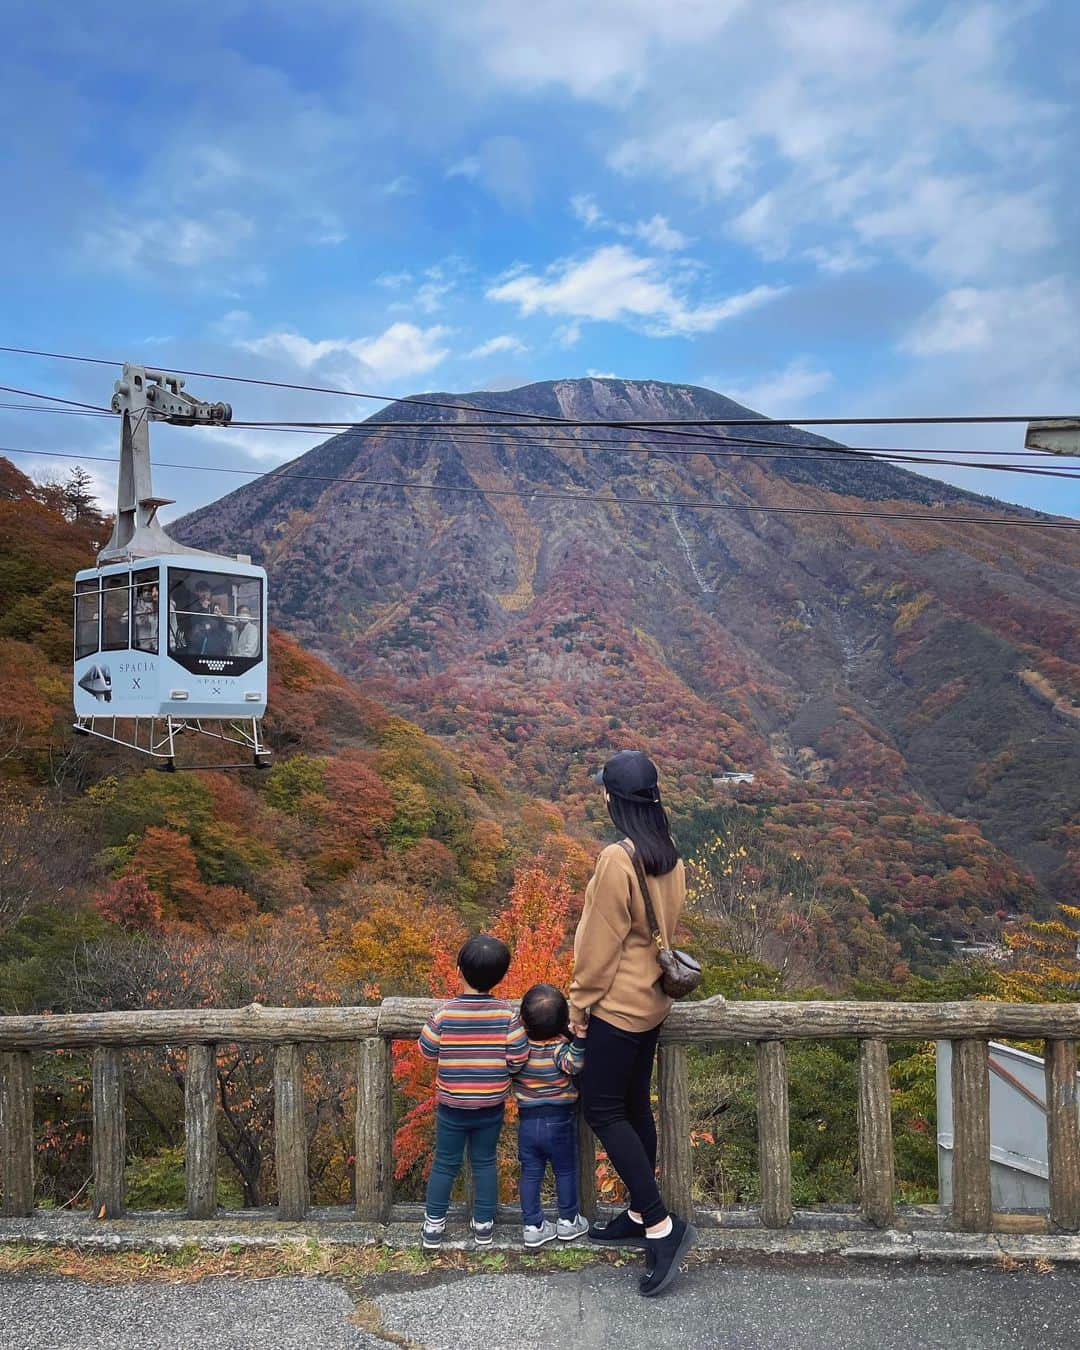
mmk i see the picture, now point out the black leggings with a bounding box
[581,1014,667,1226]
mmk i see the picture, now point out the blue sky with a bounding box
[1,0,1078,520]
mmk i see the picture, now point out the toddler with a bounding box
[514,983,589,1247]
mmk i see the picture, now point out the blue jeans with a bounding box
[425,1103,505,1223]
[517,1104,580,1227]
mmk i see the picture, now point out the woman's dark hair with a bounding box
[606,793,680,877]
[457,934,511,992]
[520,984,570,1039]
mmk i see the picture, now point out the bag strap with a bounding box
[617,839,665,953]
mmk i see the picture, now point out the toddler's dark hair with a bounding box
[457,934,511,993]
[520,983,570,1039]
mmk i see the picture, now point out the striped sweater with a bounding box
[513,1035,587,1109]
[418,993,530,1109]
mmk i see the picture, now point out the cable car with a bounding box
[73,364,270,769]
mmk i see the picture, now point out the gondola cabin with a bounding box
[74,556,268,721]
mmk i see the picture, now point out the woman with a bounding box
[570,749,696,1297]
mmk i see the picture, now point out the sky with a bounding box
[1,0,1078,521]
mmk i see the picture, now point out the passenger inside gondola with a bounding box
[231,605,260,658]
[134,582,159,652]
[181,580,230,657]
[102,576,130,651]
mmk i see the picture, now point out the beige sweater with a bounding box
[569,842,687,1034]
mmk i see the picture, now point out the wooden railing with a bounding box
[2,999,1079,1232]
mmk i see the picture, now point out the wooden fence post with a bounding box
[355,1038,393,1222]
[857,1039,895,1228]
[1045,1039,1080,1232]
[274,1044,309,1221]
[657,1043,694,1219]
[756,1040,792,1228]
[951,1038,991,1232]
[577,1107,597,1221]
[1,1051,34,1217]
[92,1047,126,1218]
[184,1044,218,1219]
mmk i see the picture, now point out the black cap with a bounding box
[596,750,661,803]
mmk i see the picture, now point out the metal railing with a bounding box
[2,999,1079,1232]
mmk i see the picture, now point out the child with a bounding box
[514,983,589,1247]
[418,934,529,1248]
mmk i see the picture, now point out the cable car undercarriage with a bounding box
[73,714,270,771]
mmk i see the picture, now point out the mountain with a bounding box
[175,378,1080,940]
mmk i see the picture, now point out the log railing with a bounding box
[2,999,1079,1233]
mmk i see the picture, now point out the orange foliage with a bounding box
[390,860,578,1183]
[493,863,575,998]
[329,883,466,995]
[95,873,163,930]
[123,826,255,933]
[316,750,395,872]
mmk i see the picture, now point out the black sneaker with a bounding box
[588,1209,647,1248]
[639,1216,697,1298]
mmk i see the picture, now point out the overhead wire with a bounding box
[1,343,1078,429]
[0,395,1076,476]
[5,445,1079,528]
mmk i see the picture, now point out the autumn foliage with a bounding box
[391,862,577,1184]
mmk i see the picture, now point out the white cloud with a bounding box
[241,322,452,385]
[84,209,255,272]
[631,215,690,252]
[612,119,752,198]
[412,279,454,314]
[446,156,480,181]
[603,1,1063,284]
[443,136,535,210]
[307,211,347,246]
[571,194,606,229]
[570,196,689,250]
[722,359,835,414]
[466,335,528,359]
[487,244,783,337]
[903,279,1079,370]
[412,0,745,100]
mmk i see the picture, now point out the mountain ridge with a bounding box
[176,377,1080,920]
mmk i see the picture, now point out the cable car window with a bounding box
[102,574,131,651]
[132,568,160,655]
[167,569,263,674]
[74,578,101,660]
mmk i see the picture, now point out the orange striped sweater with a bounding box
[513,1035,587,1108]
[418,994,529,1109]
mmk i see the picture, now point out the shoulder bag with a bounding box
[618,840,702,999]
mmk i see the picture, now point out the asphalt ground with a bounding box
[2,1259,1080,1350]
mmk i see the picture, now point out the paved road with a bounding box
[3,1261,1080,1349]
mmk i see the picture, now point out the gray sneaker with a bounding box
[523,1218,558,1248]
[470,1218,495,1247]
[557,1213,590,1242]
[421,1216,446,1249]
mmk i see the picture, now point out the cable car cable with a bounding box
[1,343,1077,430]
[223,417,1072,462]
[3,392,1071,470]
[6,446,1078,527]
[6,429,1079,480]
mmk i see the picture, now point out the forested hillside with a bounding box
[2,451,1078,1215]
[176,378,1080,954]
